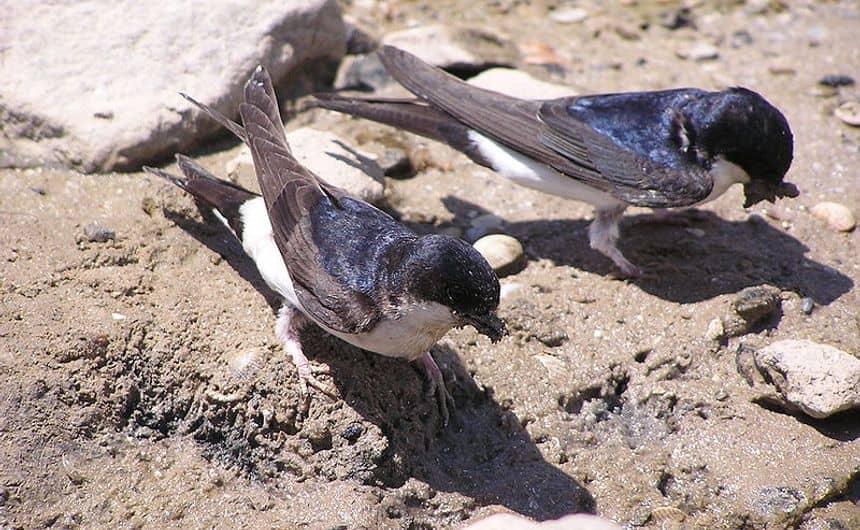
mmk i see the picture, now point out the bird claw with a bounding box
[419,352,455,428]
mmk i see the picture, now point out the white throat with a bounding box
[700,157,751,204]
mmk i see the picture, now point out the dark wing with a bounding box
[239,67,390,334]
[538,91,714,207]
[379,46,713,208]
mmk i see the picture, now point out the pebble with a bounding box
[678,42,719,62]
[818,74,855,88]
[833,102,860,127]
[705,318,725,341]
[724,285,781,337]
[550,7,588,24]
[730,30,754,48]
[659,8,694,30]
[810,202,856,232]
[800,297,814,315]
[226,348,265,381]
[82,222,116,243]
[473,234,525,277]
[754,340,860,418]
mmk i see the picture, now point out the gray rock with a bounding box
[467,68,574,100]
[725,285,782,337]
[334,53,392,92]
[81,223,116,243]
[1,0,346,172]
[227,128,385,204]
[473,234,525,277]
[382,25,518,74]
[754,340,860,418]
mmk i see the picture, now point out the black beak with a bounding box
[743,180,800,208]
[462,313,506,343]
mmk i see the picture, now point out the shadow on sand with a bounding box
[439,196,853,306]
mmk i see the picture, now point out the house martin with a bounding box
[314,46,797,277]
[144,67,505,424]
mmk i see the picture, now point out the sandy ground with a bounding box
[1,1,858,529]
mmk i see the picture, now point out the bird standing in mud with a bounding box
[314,46,798,277]
[144,67,505,425]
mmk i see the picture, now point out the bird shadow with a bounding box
[301,329,596,520]
[163,203,595,520]
[439,196,853,305]
[163,207,281,311]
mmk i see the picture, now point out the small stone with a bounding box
[754,340,860,418]
[537,330,568,348]
[818,74,855,88]
[82,222,115,243]
[725,285,781,337]
[768,63,796,76]
[800,298,814,315]
[473,234,525,277]
[550,7,588,24]
[705,318,725,341]
[467,68,574,99]
[111,312,127,321]
[730,30,754,48]
[678,42,719,61]
[810,202,856,232]
[659,8,694,30]
[614,24,641,41]
[340,423,364,442]
[833,102,860,127]
[733,285,781,325]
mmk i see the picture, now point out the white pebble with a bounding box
[473,234,525,275]
[551,7,588,24]
[810,202,856,232]
[834,101,860,127]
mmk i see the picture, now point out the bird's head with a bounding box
[400,235,505,343]
[688,87,797,207]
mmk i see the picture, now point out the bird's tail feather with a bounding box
[312,93,491,168]
[143,154,257,237]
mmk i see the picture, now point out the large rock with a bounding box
[227,127,385,204]
[1,0,346,172]
[382,25,518,73]
[754,340,860,418]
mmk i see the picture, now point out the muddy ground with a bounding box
[1,1,858,529]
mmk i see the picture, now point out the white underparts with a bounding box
[467,130,624,210]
